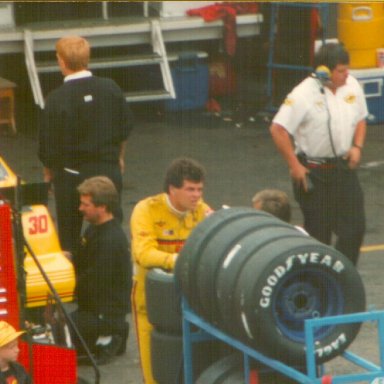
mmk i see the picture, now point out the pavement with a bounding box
[1,107,384,383]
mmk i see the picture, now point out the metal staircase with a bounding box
[24,19,175,109]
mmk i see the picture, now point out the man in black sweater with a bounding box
[38,35,133,255]
[71,176,131,364]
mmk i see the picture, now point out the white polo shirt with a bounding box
[273,75,368,158]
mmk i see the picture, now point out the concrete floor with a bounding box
[1,108,384,383]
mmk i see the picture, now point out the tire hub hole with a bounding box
[294,293,308,310]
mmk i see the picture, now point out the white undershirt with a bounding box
[64,70,92,83]
[165,194,187,217]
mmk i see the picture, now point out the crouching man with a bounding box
[71,176,132,364]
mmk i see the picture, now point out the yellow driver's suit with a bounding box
[131,193,211,383]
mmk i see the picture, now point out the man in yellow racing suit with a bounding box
[130,158,212,384]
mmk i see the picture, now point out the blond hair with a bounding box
[56,35,90,71]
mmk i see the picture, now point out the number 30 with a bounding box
[28,215,48,235]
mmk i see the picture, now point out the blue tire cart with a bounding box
[182,298,384,383]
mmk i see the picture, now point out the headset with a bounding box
[311,65,332,91]
[314,65,331,82]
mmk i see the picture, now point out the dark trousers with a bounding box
[70,309,128,354]
[52,162,123,254]
[293,164,365,265]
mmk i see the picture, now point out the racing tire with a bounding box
[175,208,271,314]
[219,370,245,384]
[151,330,183,384]
[233,236,366,364]
[146,268,182,333]
[151,330,227,383]
[216,226,307,334]
[177,207,366,365]
[195,353,242,384]
[196,214,294,323]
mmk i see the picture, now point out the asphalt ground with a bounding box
[1,108,384,383]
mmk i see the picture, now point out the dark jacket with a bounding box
[39,75,133,170]
[74,218,132,317]
[0,362,31,384]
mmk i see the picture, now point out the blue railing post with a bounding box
[182,299,194,384]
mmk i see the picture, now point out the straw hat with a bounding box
[0,321,24,348]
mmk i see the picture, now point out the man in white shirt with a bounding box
[270,43,368,265]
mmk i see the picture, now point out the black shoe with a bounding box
[95,335,123,365]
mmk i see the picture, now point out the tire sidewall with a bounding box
[239,242,365,363]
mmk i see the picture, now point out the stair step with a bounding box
[25,20,175,106]
[124,89,173,102]
[36,53,163,73]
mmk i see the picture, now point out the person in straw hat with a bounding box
[0,321,31,383]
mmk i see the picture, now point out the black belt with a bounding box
[298,154,346,169]
[306,162,337,169]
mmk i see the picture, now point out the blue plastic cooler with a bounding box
[165,52,209,111]
[350,67,384,124]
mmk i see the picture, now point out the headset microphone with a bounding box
[311,65,331,82]
[311,65,331,93]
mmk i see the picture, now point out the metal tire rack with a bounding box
[182,298,384,383]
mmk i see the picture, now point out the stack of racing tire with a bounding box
[175,207,366,380]
[146,269,228,383]
[146,268,184,384]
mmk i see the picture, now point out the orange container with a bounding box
[338,2,384,20]
[348,48,377,69]
[338,3,384,68]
